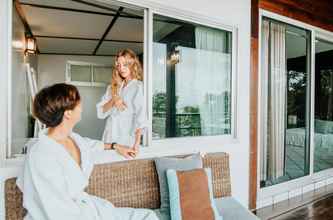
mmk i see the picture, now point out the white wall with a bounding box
[37,55,114,87]
[0,0,251,218]
[38,55,114,139]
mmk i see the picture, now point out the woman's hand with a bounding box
[131,128,141,155]
[113,96,127,111]
[114,144,136,159]
[131,144,139,155]
[102,99,114,113]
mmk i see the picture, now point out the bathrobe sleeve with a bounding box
[22,151,81,220]
[96,85,114,119]
[72,132,105,152]
[133,83,148,131]
[82,137,105,151]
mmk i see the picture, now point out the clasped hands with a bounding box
[112,96,127,111]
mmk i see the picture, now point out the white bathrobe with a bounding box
[96,79,148,146]
[16,131,158,220]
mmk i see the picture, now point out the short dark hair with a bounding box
[33,83,81,127]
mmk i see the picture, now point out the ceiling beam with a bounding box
[20,2,142,19]
[93,7,124,55]
[39,52,116,57]
[14,0,40,53]
[69,0,138,18]
[34,35,143,44]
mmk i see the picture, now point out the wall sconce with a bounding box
[170,49,180,65]
[25,36,37,55]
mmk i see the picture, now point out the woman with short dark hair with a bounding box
[17,83,158,220]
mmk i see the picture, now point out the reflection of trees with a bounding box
[287,70,307,127]
[152,91,231,138]
[152,92,201,138]
[152,92,166,113]
[152,92,167,138]
[176,105,201,137]
[318,69,333,120]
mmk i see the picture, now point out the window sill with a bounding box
[0,135,240,180]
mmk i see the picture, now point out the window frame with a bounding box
[66,60,112,87]
[148,9,239,147]
[257,9,333,207]
[1,0,239,162]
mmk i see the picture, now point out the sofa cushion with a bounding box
[214,197,259,220]
[153,197,259,220]
[154,153,203,214]
[166,168,221,220]
[5,152,231,220]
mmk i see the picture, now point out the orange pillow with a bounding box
[166,168,222,220]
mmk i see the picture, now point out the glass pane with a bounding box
[152,14,232,140]
[71,65,91,82]
[74,86,107,139]
[314,39,333,172]
[11,7,32,157]
[94,66,112,83]
[260,18,311,187]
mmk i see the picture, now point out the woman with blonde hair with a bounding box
[97,49,147,157]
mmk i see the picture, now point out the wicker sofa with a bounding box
[4,152,259,220]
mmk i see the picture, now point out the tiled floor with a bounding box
[256,184,333,219]
[272,195,333,220]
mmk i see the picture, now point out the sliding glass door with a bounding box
[314,39,333,172]
[260,18,311,187]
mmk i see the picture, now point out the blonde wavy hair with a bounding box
[110,49,143,98]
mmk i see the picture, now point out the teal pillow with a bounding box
[154,153,203,214]
[166,168,222,220]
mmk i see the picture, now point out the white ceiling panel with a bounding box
[97,41,143,55]
[316,39,333,54]
[22,5,113,39]
[37,38,97,54]
[19,0,119,14]
[106,17,144,42]
[286,34,307,59]
[153,20,180,42]
[123,7,144,17]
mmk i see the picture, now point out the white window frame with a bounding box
[66,61,112,87]
[0,0,11,165]
[257,9,333,206]
[147,8,239,147]
[1,0,239,163]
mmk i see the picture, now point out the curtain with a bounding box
[261,20,287,181]
[193,27,231,135]
[260,20,270,181]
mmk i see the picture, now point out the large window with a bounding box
[314,39,333,172]
[152,14,233,139]
[5,0,236,159]
[260,18,311,187]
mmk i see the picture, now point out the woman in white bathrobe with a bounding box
[96,49,147,155]
[16,83,158,220]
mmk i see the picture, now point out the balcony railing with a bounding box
[153,112,230,138]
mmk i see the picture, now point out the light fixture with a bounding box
[170,49,180,64]
[25,36,37,55]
